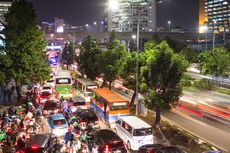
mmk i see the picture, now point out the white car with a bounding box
[46,80,55,87]
[42,86,53,94]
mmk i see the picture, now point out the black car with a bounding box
[140,146,187,153]
[25,133,57,153]
[75,108,100,130]
[138,144,165,153]
[92,129,127,153]
[42,100,60,116]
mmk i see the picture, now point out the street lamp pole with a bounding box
[135,8,140,116]
[213,21,216,54]
[168,20,171,32]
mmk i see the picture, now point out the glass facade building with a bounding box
[200,0,230,32]
[105,0,156,32]
[0,0,13,25]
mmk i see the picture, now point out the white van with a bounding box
[114,116,154,151]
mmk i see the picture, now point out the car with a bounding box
[25,133,57,153]
[138,144,165,153]
[70,96,87,112]
[46,79,55,87]
[38,91,52,104]
[138,144,186,153]
[47,113,69,137]
[92,129,127,153]
[42,100,60,116]
[42,85,53,94]
[203,151,222,153]
[75,108,100,130]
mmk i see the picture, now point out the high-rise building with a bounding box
[199,0,230,32]
[54,17,65,33]
[41,22,55,34]
[105,0,156,32]
[0,0,14,25]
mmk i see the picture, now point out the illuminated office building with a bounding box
[105,0,156,32]
[199,0,230,32]
[0,0,13,25]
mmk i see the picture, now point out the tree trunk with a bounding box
[109,82,112,90]
[154,106,161,128]
[15,82,21,106]
[130,91,136,108]
[101,79,106,88]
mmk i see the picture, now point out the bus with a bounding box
[75,78,98,102]
[55,70,73,98]
[91,88,130,127]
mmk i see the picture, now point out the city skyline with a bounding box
[28,0,199,30]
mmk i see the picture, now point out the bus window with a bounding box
[110,102,129,111]
[133,128,152,136]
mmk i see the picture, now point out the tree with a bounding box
[2,0,50,103]
[164,36,186,53]
[198,47,230,77]
[140,41,188,127]
[61,42,75,70]
[99,39,127,89]
[79,36,102,80]
[180,48,198,64]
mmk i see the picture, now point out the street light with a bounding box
[167,20,171,32]
[93,21,97,32]
[85,24,89,27]
[132,34,136,40]
[213,20,217,54]
[108,0,119,12]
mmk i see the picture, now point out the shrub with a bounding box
[193,79,213,90]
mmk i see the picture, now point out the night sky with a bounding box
[28,0,199,30]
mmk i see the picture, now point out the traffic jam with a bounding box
[0,67,185,153]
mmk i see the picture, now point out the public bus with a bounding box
[55,70,73,98]
[75,78,99,102]
[91,88,130,127]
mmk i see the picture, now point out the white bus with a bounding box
[75,78,98,102]
[55,70,73,98]
[114,116,154,151]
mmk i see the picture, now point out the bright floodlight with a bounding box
[132,34,136,39]
[167,20,171,24]
[85,24,89,27]
[56,26,64,33]
[199,25,208,33]
[109,0,119,12]
[93,21,97,25]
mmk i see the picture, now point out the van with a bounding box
[114,116,154,151]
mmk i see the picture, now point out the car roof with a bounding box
[50,113,65,120]
[119,116,151,129]
[96,129,121,143]
[27,133,51,148]
[139,144,164,149]
[158,146,185,153]
[80,109,96,115]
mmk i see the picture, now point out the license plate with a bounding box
[113,150,121,153]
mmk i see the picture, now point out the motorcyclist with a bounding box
[80,131,88,143]
[17,136,26,150]
[53,139,62,153]
[64,128,72,145]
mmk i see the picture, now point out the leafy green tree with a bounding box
[198,47,230,77]
[2,0,50,103]
[99,39,127,89]
[107,30,117,50]
[0,54,12,85]
[79,36,102,80]
[164,36,186,53]
[61,42,75,70]
[140,41,188,127]
[180,48,198,64]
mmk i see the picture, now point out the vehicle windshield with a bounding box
[133,128,152,136]
[110,102,129,110]
[53,119,66,126]
[43,87,51,90]
[73,102,86,106]
[81,114,98,122]
[56,78,71,84]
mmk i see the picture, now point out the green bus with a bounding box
[55,70,73,98]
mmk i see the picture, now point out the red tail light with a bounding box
[31,145,38,150]
[113,141,118,144]
[103,144,110,153]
